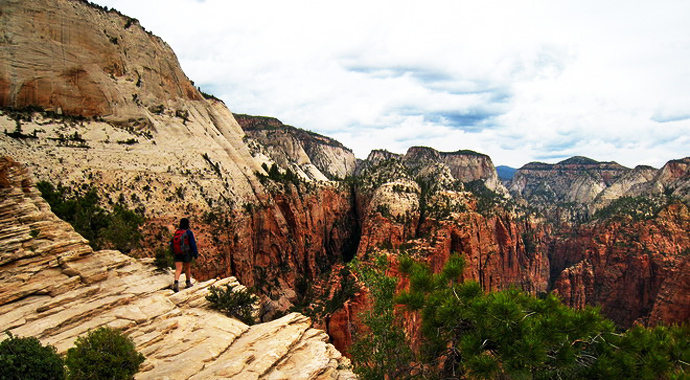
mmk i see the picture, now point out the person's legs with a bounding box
[173,261,183,292]
[175,261,183,281]
[183,262,192,287]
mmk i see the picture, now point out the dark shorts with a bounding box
[174,253,193,263]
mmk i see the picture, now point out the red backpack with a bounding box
[172,229,190,255]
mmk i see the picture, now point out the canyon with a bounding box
[0,155,356,379]
[1,0,688,365]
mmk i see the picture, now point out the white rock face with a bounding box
[0,0,346,219]
[0,100,267,218]
[367,179,421,220]
[0,156,357,380]
[592,165,658,211]
[236,114,357,181]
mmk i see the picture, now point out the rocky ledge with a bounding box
[0,155,356,380]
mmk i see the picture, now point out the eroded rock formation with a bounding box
[236,113,357,181]
[0,0,201,119]
[551,203,690,327]
[511,156,690,327]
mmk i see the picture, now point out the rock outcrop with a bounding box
[399,147,509,196]
[634,158,690,203]
[2,0,688,361]
[509,156,690,327]
[328,147,552,351]
[0,155,356,380]
[592,165,658,211]
[235,113,357,181]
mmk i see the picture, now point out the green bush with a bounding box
[257,163,299,186]
[0,332,66,380]
[583,324,690,379]
[206,284,258,325]
[465,179,503,215]
[65,327,145,380]
[350,256,415,380]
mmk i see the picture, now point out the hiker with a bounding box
[171,217,198,292]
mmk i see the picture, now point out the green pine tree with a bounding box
[350,255,416,380]
[393,253,689,380]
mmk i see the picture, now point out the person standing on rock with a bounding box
[171,217,198,292]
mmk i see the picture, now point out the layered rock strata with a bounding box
[404,147,509,196]
[0,155,356,380]
[2,0,688,360]
[508,156,690,224]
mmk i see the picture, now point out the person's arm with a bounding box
[188,229,199,257]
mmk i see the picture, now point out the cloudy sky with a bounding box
[92,0,689,168]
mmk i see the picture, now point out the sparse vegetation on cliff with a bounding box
[3,121,40,140]
[235,113,351,151]
[350,256,415,380]
[594,195,680,221]
[465,179,505,215]
[37,181,144,253]
[256,163,299,186]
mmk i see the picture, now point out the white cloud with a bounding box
[92,0,690,168]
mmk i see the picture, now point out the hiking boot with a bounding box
[185,280,193,288]
[173,281,179,293]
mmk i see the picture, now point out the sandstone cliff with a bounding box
[322,147,552,352]
[349,150,690,336]
[508,156,690,327]
[398,146,508,196]
[509,156,690,222]
[0,0,201,120]
[0,155,356,380]
[633,157,690,202]
[592,164,658,211]
[354,146,549,291]
[0,0,358,320]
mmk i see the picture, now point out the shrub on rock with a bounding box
[206,284,258,325]
[0,332,66,380]
[65,327,144,380]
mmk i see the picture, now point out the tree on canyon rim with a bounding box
[351,253,689,380]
